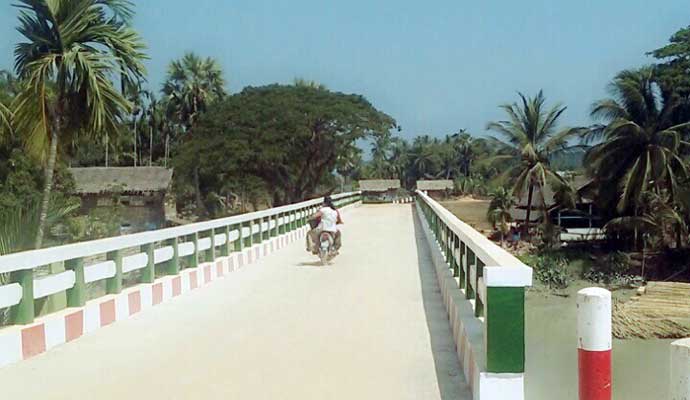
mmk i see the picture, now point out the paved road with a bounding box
[0,205,471,399]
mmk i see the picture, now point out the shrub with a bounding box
[532,254,570,289]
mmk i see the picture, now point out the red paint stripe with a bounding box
[99,300,116,327]
[204,265,211,283]
[152,283,163,305]
[172,276,182,296]
[578,349,612,400]
[65,310,84,342]
[128,291,142,315]
[216,261,224,277]
[21,324,46,359]
[190,271,198,289]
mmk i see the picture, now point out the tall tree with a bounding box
[12,0,146,248]
[486,91,582,236]
[585,67,690,215]
[162,52,226,214]
[174,84,396,207]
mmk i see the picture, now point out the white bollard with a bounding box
[577,287,612,400]
[671,338,690,399]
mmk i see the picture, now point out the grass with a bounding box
[440,197,493,232]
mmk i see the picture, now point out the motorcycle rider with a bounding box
[306,196,343,254]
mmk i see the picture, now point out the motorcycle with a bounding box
[317,231,338,265]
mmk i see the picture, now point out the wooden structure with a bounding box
[358,179,401,203]
[69,167,175,233]
[416,180,453,199]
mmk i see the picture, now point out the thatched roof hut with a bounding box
[358,179,401,192]
[416,180,453,191]
[69,167,173,194]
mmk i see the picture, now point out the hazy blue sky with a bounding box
[1,1,689,140]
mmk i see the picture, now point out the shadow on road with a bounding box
[411,206,473,400]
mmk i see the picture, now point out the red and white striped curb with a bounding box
[0,227,308,369]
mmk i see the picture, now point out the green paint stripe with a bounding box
[486,286,525,373]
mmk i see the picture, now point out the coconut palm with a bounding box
[487,187,515,243]
[12,0,146,248]
[486,91,583,236]
[585,67,690,214]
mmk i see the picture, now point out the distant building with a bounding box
[69,167,175,233]
[416,180,454,199]
[358,179,401,203]
[510,175,602,240]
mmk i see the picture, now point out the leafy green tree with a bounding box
[12,0,146,248]
[486,91,582,236]
[175,84,396,207]
[649,25,690,102]
[585,68,690,214]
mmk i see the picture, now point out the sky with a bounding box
[0,0,689,141]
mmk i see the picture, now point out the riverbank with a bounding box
[441,197,675,399]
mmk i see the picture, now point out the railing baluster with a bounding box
[9,269,34,324]
[66,257,86,307]
[106,249,123,294]
[166,237,180,275]
[142,243,155,283]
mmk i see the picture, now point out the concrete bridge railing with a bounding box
[0,192,361,366]
[415,190,533,400]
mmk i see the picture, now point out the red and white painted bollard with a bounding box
[671,338,690,399]
[577,287,612,400]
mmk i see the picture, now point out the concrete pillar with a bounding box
[577,287,612,400]
[671,338,690,399]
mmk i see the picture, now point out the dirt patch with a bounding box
[440,198,492,233]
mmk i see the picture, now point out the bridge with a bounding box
[0,192,532,399]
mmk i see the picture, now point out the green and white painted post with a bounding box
[66,257,86,307]
[475,259,485,318]
[220,226,231,257]
[9,269,34,324]
[206,229,216,263]
[234,224,243,252]
[190,232,199,268]
[466,249,475,299]
[272,214,279,237]
[106,249,123,294]
[166,237,180,275]
[483,266,531,374]
[459,242,467,288]
[141,243,155,283]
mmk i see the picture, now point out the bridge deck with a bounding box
[0,205,471,399]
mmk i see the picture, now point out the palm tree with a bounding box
[162,52,226,214]
[585,67,690,214]
[162,52,226,130]
[486,91,582,237]
[487,187,515,243]
[12,0,146,248]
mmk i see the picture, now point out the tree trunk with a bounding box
[524,183,534,238]
[193,167,206,216]
[35,127,60,249]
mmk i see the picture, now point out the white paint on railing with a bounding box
[228,230,240,242]
[154,247,174,264]
[0,283,22,308]
[416,190,532,286]
[0,191,359,274]
[269,220,276,229]
[241,227,251,238]
[197,237,212,251]
[213,233,227,246]
[289,215,296,222]
[122,253,149,274]
[477,277,486,305]
[278,217,285,225]
[261,222,269,231]
[33,271,76,299]
[85,261,116,283]
[251,224,260,234]
[178,242,195,257]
